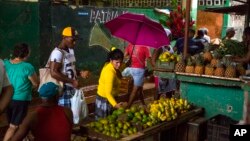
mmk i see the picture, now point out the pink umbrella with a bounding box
[104,12,170,48]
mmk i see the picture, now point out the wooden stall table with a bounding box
[81,107,203,141]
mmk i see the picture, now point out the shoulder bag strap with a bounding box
[134,48,144,66]
[45,48,65,68]
[128,45,135,60]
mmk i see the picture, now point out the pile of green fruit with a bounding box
[88,108,138,139]
[88,98,192,139]
[124,105,155,129]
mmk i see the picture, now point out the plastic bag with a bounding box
[80,91,88,120]
[70,89,88,124]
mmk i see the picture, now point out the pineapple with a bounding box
[185,57,194,73]
[225,64,236,78]
[210,50,221,67]
[210,58,218,68]
[236,63,246,76]
[224,58,236,78]
[214,61,225,77]
[205,64,214,75]
[203,44,213,63]
[194,55,204,75]
[174,55,186,72]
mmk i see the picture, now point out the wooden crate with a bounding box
[156,61,175,71]
[119,77,133,95]
[187,116,207,141]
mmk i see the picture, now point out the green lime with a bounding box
[111,114,117,120]
[125,109,131,113]
[110,127,116,133]
[114,133,121,139]
[143,115,148,119]
[132,117,138,123]
[133,127,137,133]
[135,112,142,120]
[123,124,128,130]
[130,106,137,113]
[100,119,108,125]
[122,129,128,135]
[112,110,118,116]
[139,109,145,115]
[104,125,109,131]
[117,121,123,128]
[117,108,125,115]
[128,128,133,135]
[105,131,111,136]
[110,132,115,138]
[124,121,130,127]
[116,127,121,133]
[110,123,115,128]
[142,118,148,124]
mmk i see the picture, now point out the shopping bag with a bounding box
[38,68,63,92]
[38,48,64,92]
[70,89,88,124]
[80,90,88,119]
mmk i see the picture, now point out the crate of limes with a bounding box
[156,52,178,70]
[156,60,175,70]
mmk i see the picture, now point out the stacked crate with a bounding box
[207,114,238,141]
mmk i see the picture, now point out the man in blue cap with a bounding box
[10,82,73,141]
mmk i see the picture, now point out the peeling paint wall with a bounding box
[196,10,223,39]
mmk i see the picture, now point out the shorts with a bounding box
[6,100,30,126]
[58,85,75,108]
[130,68,145,87]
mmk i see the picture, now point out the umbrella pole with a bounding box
[184,0,191,59]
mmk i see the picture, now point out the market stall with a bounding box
[154,71,244,120]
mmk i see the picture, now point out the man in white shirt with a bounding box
[49,27,89,108]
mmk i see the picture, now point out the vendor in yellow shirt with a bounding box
[95,48,127,119]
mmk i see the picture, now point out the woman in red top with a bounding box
[10,82,73,141]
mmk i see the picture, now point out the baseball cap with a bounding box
[38,82,59,99]
[62,27,79,39]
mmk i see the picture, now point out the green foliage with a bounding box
[215,40,247,57]
[223,40,247,57]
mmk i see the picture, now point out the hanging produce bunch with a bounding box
[159,6,195,39]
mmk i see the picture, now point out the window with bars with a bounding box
[110,0,181,8]
[198,0,227,6]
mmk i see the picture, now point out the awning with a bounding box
[203,4,248,15]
